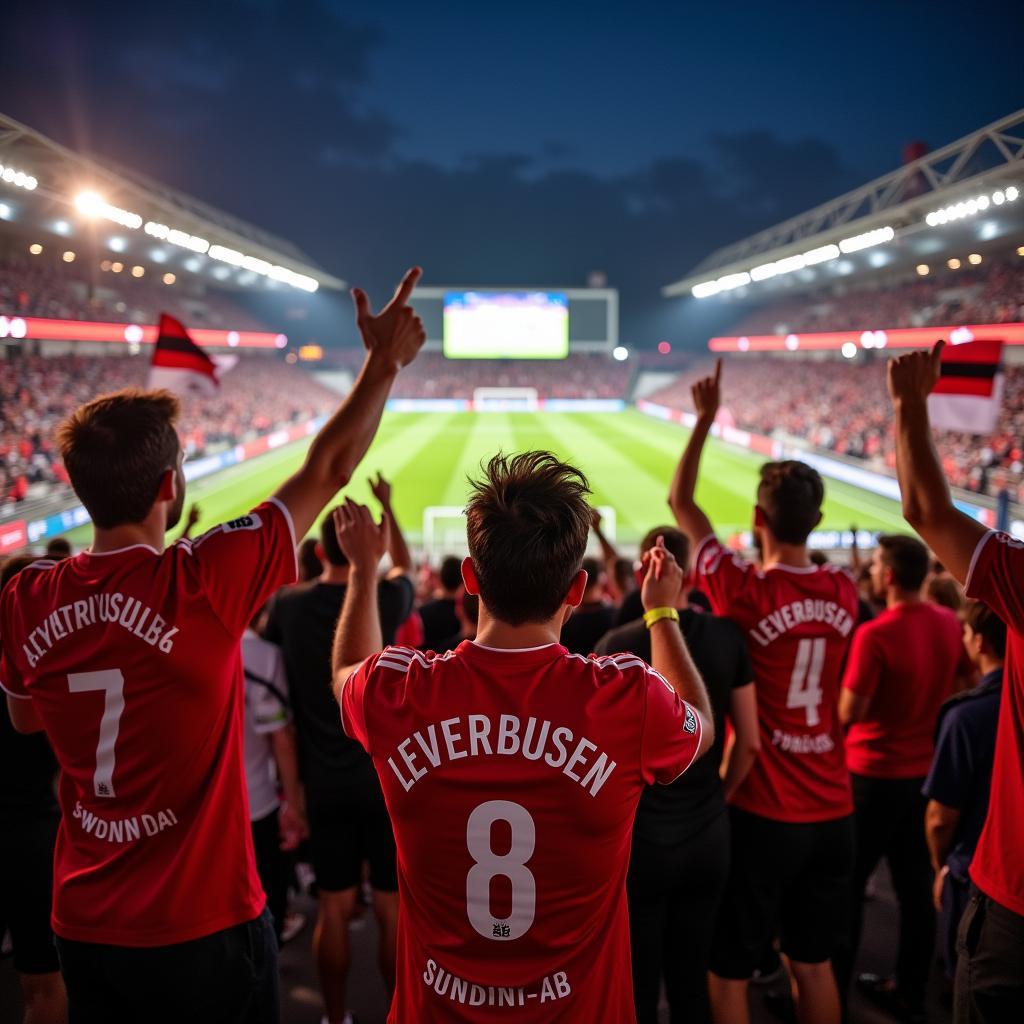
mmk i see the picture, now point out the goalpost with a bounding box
[472,387,539,412]
[423,505,618,560]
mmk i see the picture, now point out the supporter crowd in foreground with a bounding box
[0,355,339,506]
[650,358,1024,500]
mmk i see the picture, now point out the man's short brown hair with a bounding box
[878,534,930,592]
[56,389,181,529]
[466,452,591,625]
[963,600,1007,660]
[757,461,824,545]
[639,526,690,571]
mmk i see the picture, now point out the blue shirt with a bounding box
[922,669,1003,882]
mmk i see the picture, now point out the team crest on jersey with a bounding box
[683,706,697,735]
[223,513,262,533]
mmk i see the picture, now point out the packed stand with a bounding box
[0,250,268,330]
[0,354,339,506]
[732,255,1024,336]
[648,356,1024,499]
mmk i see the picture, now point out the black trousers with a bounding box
[627,811,730,1024]
[251,808,288,943]
[56,906,279,1024]
[954,888,1024,1023]
[839,773,936,1005]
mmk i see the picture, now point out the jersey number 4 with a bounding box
[466,800,536,941]
[787,638,825,727]
[68,669,125,798]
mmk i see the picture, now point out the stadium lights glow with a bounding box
[0,203,11,221]
[111,262,123,273]
[693,228,893,297]
[612,345,628,361]
[925,185,1019,227]
[841,342,857,359]
[131,265,145,278]
[948,258,961,270]
[1018,246,1024,257]
[53,220,71,235]
[108,237,126,253]
[29,243,42,255]
[163,272,176,285]
[916,264,929,276]
[968,253,983,265]
[74,191,143,230]
[0,163,38,191]
[62,251,75,263]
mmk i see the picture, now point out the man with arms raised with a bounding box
[331,451,713,1022]
[0,269,425,1022]
[669,360,857,1024]
[888,341,1024,1023]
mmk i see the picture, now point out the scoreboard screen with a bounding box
[443,291,569,360]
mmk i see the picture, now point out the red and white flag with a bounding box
[147,314,220,397]
[927,338,1004,434]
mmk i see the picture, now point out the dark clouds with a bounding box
[2,0,1015,347]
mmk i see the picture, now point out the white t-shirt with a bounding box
[242,630,291,821]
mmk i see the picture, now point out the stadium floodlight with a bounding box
[0,203,11,221]
[841,342,857,359]
[924,185,1019,228]
[0,162,38,191]
[612,345,628,361]
[838,226,894,254]
[74,190,143,230]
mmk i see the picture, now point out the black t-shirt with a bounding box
[594,609,753,844]
[418,596,459,651]
[561,601,617,656]
[0,699,59,823]
[264,577,414,796]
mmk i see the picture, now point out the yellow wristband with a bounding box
[642,606,680,629]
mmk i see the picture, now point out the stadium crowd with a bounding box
[0,250,267,331]
[2,271,1023,1024]
[649,357,1024,500]
[732,255,1024,336]
[0,354,339,506]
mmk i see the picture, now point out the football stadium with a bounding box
[2,10,1024,1024]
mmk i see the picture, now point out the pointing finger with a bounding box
[714,358,722,384]
[385,266,422,310]
[351,287,372,322]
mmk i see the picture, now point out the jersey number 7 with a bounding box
[68,669,125,798]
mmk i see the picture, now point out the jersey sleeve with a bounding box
[0,586,28,699]
[922,709,974,810]
[841,622,883,701]
[965,531,1024,634]
[692,534,754,617]
[639,666,704,785]
[188,498,298,636]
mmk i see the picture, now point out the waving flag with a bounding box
[927,338,1004,434]
[147,314,220,397]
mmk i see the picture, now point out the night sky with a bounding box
[2,0,1022,347]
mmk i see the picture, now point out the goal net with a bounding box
[472,387,539,412]
[423,505,618,560]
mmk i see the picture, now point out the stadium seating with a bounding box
[731,255,1024,335]
[648,357,1024,500]
[0,355,339,506]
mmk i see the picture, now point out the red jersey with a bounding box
[341,640,704,1022]
[0,500,297,946]
[842,602,972,778]
[693,535,856,822]
[965,530,1024,916]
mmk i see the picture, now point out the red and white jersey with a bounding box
[965,530,1024,916]
[693,535,856,822]
[0,500,297,946]
[341,640,703,1023]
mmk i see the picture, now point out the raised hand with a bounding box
[351,267,426,370]
[640,535,684,611]
[691,358,722,423]
[333,498,390,573]
[369,471,392,510]
[888,340,944,405]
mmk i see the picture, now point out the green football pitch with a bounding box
[65,409,909,552]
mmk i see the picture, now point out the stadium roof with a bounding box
[0,111,344,293]
[663,108,1024,300]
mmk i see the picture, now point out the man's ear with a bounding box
[156,467,176,504]
[565,568,588,609]
[462,557,480,596]
[753,505,767,529]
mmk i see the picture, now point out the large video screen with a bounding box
[443,291,569,359]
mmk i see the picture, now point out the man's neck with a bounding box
[886,588,922,610]
[90,519,167,555]
[319,566,350,584]
[760,538,812,570]
[473,608,563,650]
[979,657,1004,679]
